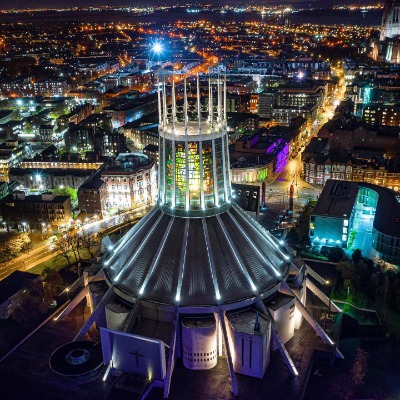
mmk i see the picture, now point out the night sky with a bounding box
[0,0,376,10]
[0,0,378,10]
[2,0,205,8]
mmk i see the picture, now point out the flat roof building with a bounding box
[311,179,400,266]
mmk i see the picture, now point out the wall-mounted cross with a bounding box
[129,349,144,367]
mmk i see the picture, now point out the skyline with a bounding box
[0,0,381,11]
[0,2,399,400]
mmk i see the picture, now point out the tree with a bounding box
[53,231,79,267]
[332,374,353,400]
[328,246,344,263]
[0,232,32,258]
[11,282,49,329]
[337,261,355,283]
[78,230,98,260]
[351,249,362,264]
[350,348,368,389]
[54,186,78,203]
[42,267,64,300]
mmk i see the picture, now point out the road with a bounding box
[262,65,346,212]
[0,207,149,281]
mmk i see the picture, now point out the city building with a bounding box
[38,124,55,142]
[119,122,159,150]
[0,271,41,319]
[0,120,26,139]
[231,155,274,184]
[0,140,32,181]
[0,79,70,97]
[8,168,94,191]
[0,192,72,229]
[56,103,94,131]
[78,173,108,217]
[64,113,127,156]
[303,113,400,188]
[103,94,158,129]
[101,152,156,211]
[362,103,400,126]
[234,131,290,174]
[310,179,400,266]
[21,153,106,172]
[258,89,279,119]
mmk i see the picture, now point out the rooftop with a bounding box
[227,309,270,335]
[312,180,358,219]
[313,180,400,238]
[0,270,40,305]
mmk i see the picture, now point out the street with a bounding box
[0,207,148,281]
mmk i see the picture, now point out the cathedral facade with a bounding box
[371,0,400,63]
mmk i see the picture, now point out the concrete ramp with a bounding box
[306,279,342,313]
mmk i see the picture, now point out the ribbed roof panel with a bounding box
[145,216,186,304]
[106,204,290,308]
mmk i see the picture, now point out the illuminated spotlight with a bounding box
[152,42,163,54]
[298,71,304,79]
[279,240,284,245]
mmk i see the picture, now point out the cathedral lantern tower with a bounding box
[158,75,231,217]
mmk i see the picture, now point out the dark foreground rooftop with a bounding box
[0,294,336,400]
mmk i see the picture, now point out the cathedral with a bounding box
[48,74,343,398]
[372,0,400,62]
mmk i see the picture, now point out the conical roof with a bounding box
[103,203,290,309]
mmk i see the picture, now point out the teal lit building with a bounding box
[310,179,400,266]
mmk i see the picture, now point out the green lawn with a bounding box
[28,255,71,275]
[28,247,98,276]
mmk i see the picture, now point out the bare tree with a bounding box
[78,230,98,261]
[53,231,79,267]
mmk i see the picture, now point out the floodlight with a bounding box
[152,42,163,54]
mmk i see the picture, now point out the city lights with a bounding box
[0,3,396,400]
